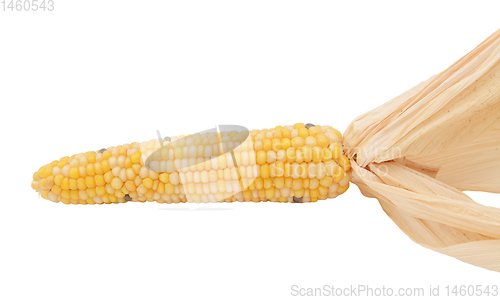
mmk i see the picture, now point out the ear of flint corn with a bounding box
[343,29,500,272]
[30,29,500,273]
[31,124,351,205]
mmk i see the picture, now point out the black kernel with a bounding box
[293,197,303,203]
[124,194,132,201]
[305,123,315,129]
[164,136,171,142]
[98,148,106,153]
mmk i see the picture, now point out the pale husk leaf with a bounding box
[344,29,500,271]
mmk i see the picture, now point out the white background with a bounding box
[1,1,499,299]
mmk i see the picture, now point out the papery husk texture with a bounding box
[344,29,500,272]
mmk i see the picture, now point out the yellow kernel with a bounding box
[291,136,305,148]
[174,147,183,159]
[170,172,180,185]
[271,138,282,151]
[61,178,69,190]
[124,157,132,168]
[320,176,333,187]
[329,143,342,159]
[57,160,69,169]
[86,188,96,198]
[298,128,309,139]
[281,138,292,150]
[300,162,308,178]
[84,176,95,188]
[95,175,105,186]
[111,178,123,190]
[70,190,80,200]
[325,160,339,176]
[52,185,62,195]
[315,133,330,148]
[38,166,47,178]
[61,190,70,199]
[125,181,136,192]
[101,160,110,172]
[275,161,285,177]
[152,180,159,191]
[263,178,272,189]
[103,150,112,160]
[303,178,310,189]
[318,185,328,196]
[119,147,127,156]
[284,162,292,177]
[301,145,312,162]
[308,126,322,136]
[257,150,267,165]
[87,153,96,164]
[77,178,87,190]
[43,167,52,178]
[263,139,272,151]
[261,164,270,178]
[124,168,135,180]
[273,130,283,139]
[333,167,345,183]
[322,148,333,161]
[157,183,165,194]
[86,164,95,176]
[69,167,79,179]
[254,140,263,151]
[94,162,103,175]
[292,179,302,190]
[294,188,305,198]
[137,184,147,195]
[132,164,141,175]
[217,179,226,192]
[310,178,320,189]
[265,187,275,199]
[286,147,296,162]
[60,197,71,204]
[282,129,291,139]
[254,178,263,190]
[338,182,349,194]
[104,171,114,183]
[330,128,342,140]
[109,194,118,203]
[143,178,153,189]
[275,177,284,189]
[54,174,64,186]
[159,173,169,183]
[293,123,305,129]
[69,179,78,190]
[312,146,322,163]
[131,152,141,164]
[165,183,174,194]
[338,155,351,171]
[31,180,39,190]
[305,136,317,147]
[101,194,110,203]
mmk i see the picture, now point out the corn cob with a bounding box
[31,123,351,205]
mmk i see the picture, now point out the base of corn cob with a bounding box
[31,123,351,205]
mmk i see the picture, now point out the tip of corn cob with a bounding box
[31,123,351,205]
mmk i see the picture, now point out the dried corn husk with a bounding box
[344,29,500,272]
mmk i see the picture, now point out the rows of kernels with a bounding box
[31,124,351,204]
